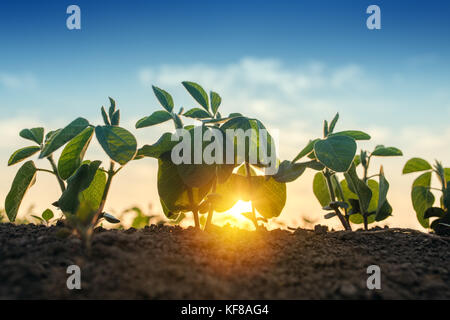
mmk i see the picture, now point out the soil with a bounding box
[1,222,449,299]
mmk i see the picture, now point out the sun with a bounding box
[213,200,255,230]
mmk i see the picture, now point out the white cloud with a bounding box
[0,72,37,89]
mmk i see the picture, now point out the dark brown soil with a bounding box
[1,222,449,299]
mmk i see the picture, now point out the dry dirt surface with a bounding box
[0,222,449,299]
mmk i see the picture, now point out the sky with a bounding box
[1,0,450,230]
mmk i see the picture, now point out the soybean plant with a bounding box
[403,158,450,235]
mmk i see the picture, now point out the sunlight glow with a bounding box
[213,200,255,230]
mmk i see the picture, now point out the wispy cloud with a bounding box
[0,72,37,90]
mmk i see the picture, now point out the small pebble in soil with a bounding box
[314,224,328,235]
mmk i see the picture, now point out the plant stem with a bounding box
[245,162,259,230]
[187,188,200,229]
[204,178,216,231]
[323,169,351,231]
[362,156,371,183]
[363,215,368,231]
[47,155,65,192]
[94,161,115,224]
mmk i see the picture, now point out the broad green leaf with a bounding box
[328,130,371,140]
[95,126,137,165]
[344,179,378,224]
[40,118,90,158]
[57,127,94,180]
[79,168,107,211]
[375,168,392,221]
[8,146,40,166]
[136,132,178,159]
[210,91,221,115]
[152,85,174,112]
[445,168,450,184]
[174,126,217,188]
[5,161,37,221]
[403,158,432,174]
[157,154,210,215]
[19,127,44,145]
[292,139,319,163]
[183,108,211,119]
[328,113,339,133]
[252,176,286,219]
[135,110,172,128]
[314,135,357,172]
[214,173,249,212]
[344,164,372,213]
[313,172,331,207]
[182,81,209,111]
[273,160,306,183]
[424,207,445,219]
[371,145,403,157]
[42,209,54,222]
[220,116,275,167]
[412,186,434,228]
[57,161,101,214]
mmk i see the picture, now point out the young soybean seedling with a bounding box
[52,98,137,249]
[403,158,450,235]
[31,208,55,226]
[274,113,370,230]
[344,145,402,230]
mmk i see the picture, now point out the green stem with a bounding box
[245,162,259,230]
[204,178,216,231]
[323,169,351,231]
[187,188,200,229]
[94,161,115,224]
[47,155,65,192]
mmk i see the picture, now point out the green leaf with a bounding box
[102,212,120,224]
[252,177,286,219]
[313,172,331,207]
[8,146,40,166]
[182,81,209,111]
[314,135,357,172]
[101,106,111,126]
[135,110,172,129]
[328,113,339,133]
[136,132,179,159]
[58,161,102,214]
[292,139,319,162]
[183,108,211,119]
[412,186,434,228]
[403,158,432,174]
[444,168,450,183]
[344,164,372,213]
[95,126,137,165]
[210,91,221,115]
[329,130,371,140]
[39,118,90,158]
[424,207,445,219]
[79,166,107,211]
[273,160,306,183]
[375,167,392,221]
[371,146,403,157]
[152,85,174,112]
[57,127,94,180]
[42,209,54,222]
[157,154,210,215]
[5,161,37,221]
[108,97,116,118]
[111,110,120,126]
[19,127,44,145]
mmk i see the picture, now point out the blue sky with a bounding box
[1,0,450,229]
